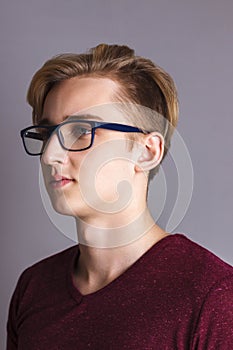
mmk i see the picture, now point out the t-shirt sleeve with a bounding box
[192,275,233,349]
[7,283,20,349]
[6,270,29,350]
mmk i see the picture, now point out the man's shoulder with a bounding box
[8,245,79,323]
[157,233,233,290]
[162,234,232,271]
[30,244,78,268]
[18,245,78,286]
[176,234,231,267]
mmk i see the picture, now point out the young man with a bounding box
[7,44,233,349]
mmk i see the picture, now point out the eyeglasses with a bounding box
[20,119,149,156]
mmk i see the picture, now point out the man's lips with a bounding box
[49,176,75,188]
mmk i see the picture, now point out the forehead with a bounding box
[41,76,126,125]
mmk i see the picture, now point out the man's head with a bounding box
[27,43,178,186]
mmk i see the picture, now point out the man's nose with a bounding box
[41,133,68,165]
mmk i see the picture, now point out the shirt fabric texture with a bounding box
[6,234,233,349]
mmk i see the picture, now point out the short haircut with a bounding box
[27,43,179,183]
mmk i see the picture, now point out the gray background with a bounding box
[1,0,233,347]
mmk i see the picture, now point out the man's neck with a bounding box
[73,210,169,295]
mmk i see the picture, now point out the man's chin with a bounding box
[50,199,90,218]
[51,203,74,216]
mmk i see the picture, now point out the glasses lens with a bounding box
[23,127,49,155]
[59,122,92,150]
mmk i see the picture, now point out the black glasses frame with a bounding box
[20,119,149,156]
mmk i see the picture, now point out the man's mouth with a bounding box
[49,176,74,188]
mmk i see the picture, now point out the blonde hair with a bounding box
[27,43,179,183]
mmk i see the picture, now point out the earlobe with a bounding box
[134,133,164,173]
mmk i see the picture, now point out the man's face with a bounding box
[40,77,141,221]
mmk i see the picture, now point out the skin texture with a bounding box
[41,76,168,295]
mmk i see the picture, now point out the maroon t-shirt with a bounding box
[7,234,233,349]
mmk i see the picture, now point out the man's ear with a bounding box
[134,132,164,172]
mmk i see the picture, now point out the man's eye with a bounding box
[79,127,91,135]
[62,123,92,139]
[70,127,91,137]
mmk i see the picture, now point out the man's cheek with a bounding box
[78,148,133,214]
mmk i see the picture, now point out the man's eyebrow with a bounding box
[38,114,103,125]
[68,114,104,121]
